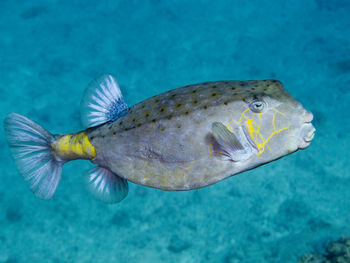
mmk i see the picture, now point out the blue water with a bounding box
[1,1,349,262]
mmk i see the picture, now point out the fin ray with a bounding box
[4,113,63,199]
[211,122,257,162]
[81,74,129,128]
[212,122,244,151]
[84,166,128,204]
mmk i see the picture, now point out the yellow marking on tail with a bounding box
[53,131,96,160]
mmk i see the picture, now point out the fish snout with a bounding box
[298,111,315,149]
[305,110,313,123]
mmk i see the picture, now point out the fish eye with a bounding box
[249,100,266,113]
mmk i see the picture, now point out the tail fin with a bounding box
[4,113,62,200]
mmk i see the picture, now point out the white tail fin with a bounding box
[4,113,62,200]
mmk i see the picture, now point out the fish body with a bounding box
[88,79,313,190]
[4,75,315,203]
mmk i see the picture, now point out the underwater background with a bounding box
[0,0,349,262]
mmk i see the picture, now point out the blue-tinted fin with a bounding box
[4,113,63,200]
[81,74,129,128]
[84,166,128,204]
[211,122,257,162]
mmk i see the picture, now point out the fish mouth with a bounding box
[297,110,315,149]
[298,122,316,149]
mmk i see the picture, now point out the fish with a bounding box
[3,75,316,203]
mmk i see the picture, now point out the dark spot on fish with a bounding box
[231,87,236,90]
[211,85,217,89]
[203,105,208,109]
[193,100,198,104]
[212,93,217,97]
[137,123,142,127]
[145,113,149,117]
[185,111,189,115]
[160,127,165,132]
[240,82,247,87]
[142,105,145,109]
[155,99,160,103]
[113,132,117,135]
[251,87,255,91]
[263,88,268,91]
[233,93,238,96]
[119,121,123,125]
[132,118,136,122]
[176,103,182,108]
[224,102,228,105]
[152,119,156,123]
[171,94,176,98]
[167,115,172,120]
[90,136,95,140]
[160,108,164,112]
[192,90,197,93]
[177,124,182,129]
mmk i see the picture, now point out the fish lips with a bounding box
[298,122,316,149]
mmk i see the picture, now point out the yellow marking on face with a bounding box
[266,144,272,152]
[53,131,96,160]
[269,107,287,117]
[225,107,290,156]
[208,144,213,155]
[214,150,227,157]
[184,160,195,171]
[159,173,169,186]
[238,108,250,122]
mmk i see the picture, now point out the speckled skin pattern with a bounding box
[87,80,312,190]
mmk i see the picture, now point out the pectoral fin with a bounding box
[211,122,257,162]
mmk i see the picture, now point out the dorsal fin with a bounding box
[81,74,129,128]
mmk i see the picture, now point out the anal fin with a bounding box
[85,166,128,204]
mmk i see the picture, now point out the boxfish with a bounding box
[4,75,315,203]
